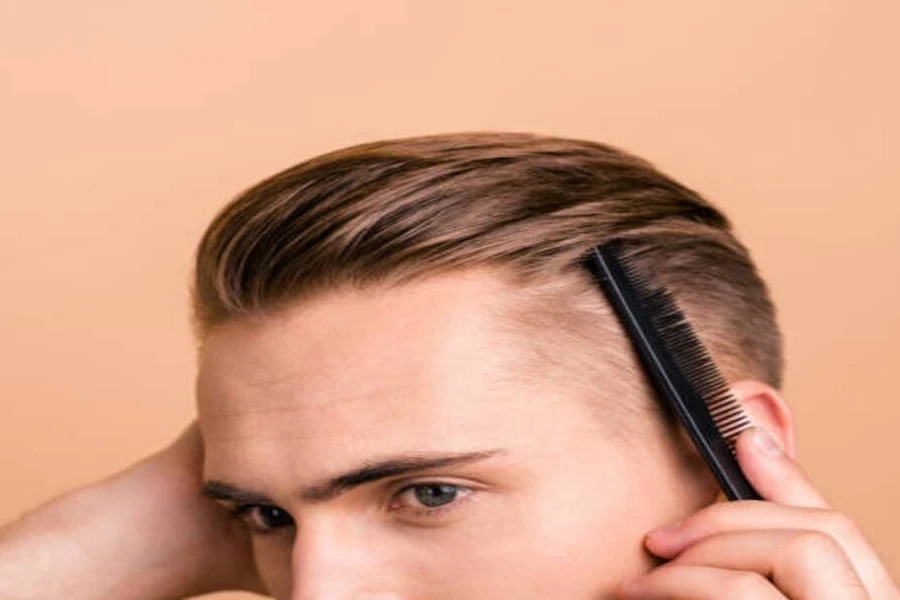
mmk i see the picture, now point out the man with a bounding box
[1,133,896,598]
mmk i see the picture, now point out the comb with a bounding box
[583,240,761,501]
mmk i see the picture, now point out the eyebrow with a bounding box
[201,448,507,505]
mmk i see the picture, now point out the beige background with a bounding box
[1,1,898,596]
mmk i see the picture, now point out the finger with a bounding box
[646,501,865,559]
[646,500,900,599]
[658,528,868,600]
[734,426,830,508]
[617,564,787,599]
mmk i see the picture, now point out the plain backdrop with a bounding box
[1,1,898,596]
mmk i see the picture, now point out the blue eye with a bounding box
[392,482,475,518]
[227,482,476,533]
[230,504,294,535]
[413,484,461,508]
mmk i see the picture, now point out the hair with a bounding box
[191,132,783,422]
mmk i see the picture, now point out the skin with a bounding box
[193,265,898,599]
[196,267,717,598]
[2,266,896,599]
[620,424,900,599]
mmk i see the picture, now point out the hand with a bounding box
[0,421,266,599]
[615,426,899,599]
[133,420,267,596]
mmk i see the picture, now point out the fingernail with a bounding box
[753,427,783,457]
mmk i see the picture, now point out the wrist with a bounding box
[0,460,206,600]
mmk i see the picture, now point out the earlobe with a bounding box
[729,379,796,459]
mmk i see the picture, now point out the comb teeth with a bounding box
[617,258,754,451]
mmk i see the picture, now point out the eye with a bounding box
[229,504,295,535]
[390,482,475,518]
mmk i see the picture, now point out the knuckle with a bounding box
[786,529,844,565]
[819,510,862,542]
[725,571,772,597]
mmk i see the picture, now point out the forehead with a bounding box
[195,268,617,480]
[197,267,520,408]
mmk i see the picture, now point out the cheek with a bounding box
[402,470,659,596]
[252,538,294,599]
[473,474,654,594]
[242,487,657,599]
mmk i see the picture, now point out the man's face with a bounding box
[196,268,715,599]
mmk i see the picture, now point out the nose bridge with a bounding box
[289,514,405,600]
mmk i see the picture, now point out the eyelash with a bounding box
[225,482,476,536]
[391,481,476,520]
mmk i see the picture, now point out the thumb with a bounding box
[734,426,831,509]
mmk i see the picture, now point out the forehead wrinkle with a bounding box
[200,395,415,448]
[198,268,573,462]
[201,329,515,428]
[197,323,434,418]
[200,369,538,485]
[199,378,385,420]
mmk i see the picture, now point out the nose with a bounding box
[289,515,407,600]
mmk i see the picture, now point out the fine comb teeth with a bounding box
[585,241,762,500]
[629,269,754,451]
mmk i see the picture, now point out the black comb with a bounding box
[583,240,761,501]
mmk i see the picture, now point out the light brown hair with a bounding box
[191,132,782,408]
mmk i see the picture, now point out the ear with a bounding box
[708,379,795,503]
[728,379,795,459]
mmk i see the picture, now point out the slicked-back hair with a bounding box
[191,132,783,405]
